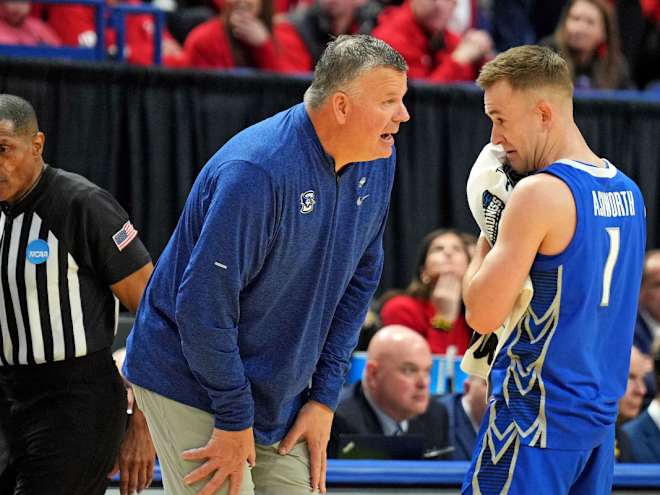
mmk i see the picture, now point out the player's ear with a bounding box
[537,100,553,129]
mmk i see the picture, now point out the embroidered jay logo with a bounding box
[300,190,316,214]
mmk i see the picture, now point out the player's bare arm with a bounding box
[463,173,575,333]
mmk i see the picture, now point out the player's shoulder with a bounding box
[508,172,572,210]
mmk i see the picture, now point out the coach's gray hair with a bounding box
[304,35,407,109]
[0,94,38,136]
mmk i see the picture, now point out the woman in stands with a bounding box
[380,229,473,354]
[543,0,632,89]
[183,0,285,70]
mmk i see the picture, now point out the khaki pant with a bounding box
[133,385,313,495]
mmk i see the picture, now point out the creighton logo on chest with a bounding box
[299,190,316,214]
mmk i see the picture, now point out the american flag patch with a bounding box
[112,221,138,251]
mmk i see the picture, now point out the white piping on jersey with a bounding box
[25,215,46,363]
[554,158,617,178]
[47,230,65,361]
[68,253,86,357]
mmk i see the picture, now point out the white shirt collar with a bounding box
[640,309,660,339]
[362,385,408,436]
[648,398,660,431]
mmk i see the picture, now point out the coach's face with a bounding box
[0,119,44,204]
[485,80,546,174]
[339,67,410,163]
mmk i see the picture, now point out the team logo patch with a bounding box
[26,239,49,264]
[112,221,138,251]
[299,190,316,214]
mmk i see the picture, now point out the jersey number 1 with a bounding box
[600,227,620,307]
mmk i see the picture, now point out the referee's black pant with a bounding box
[0,348,127,495]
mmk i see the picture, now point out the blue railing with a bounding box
[112,461,660,488]
[110,3,164,64]
[0,0,165,64]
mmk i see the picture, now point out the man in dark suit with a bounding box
[634,250,660,356]
[622,339,660,463]
[616,345,653,462]
[437,374,488,460]
[328,325,451,459]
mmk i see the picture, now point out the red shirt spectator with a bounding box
[641,0,660,23]
[379,229,474,355]
[47,0,186,66]
[185,0,288,70]
[275,0,380,72]
[0,1,61,46]
[185,18,280,69]
[380,295,472,354]
[372,0,492,82]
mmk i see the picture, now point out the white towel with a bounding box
[460,143,534,380]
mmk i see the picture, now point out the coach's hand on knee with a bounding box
[181,427,256,495]
[278,400,334,494]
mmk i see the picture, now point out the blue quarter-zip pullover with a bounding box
[124,103,395,444]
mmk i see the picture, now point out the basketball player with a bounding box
[461,45,646,494]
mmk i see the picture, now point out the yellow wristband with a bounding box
[431,314,453,331]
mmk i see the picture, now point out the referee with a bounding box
[0,94,155,494]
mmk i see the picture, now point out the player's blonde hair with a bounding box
[477,45,573,98]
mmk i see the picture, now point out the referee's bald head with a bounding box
[0,94,39,136]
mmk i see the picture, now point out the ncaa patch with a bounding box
[113,221,138,251]
[26,239,49,264]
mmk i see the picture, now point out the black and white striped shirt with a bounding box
[0,165,151,366]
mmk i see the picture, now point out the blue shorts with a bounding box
[462,403,615,495]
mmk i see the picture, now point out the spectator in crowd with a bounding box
[47,0,186,66]
[490,0,568,52]
[380,229,473,354]
[635,250,660,356]
[635,250,660,407]
[0,1,61,46]
[634,0,660,89]
[446,0,484,35]
[616,346,652,461]
[328,325,452,459]
[0,94,155,495]
[618,346,653,425]
[541,0,632,90]
[371,0,493,83]
[275,0,382,72]
[184,0,286,70]
[622,338,660,463]
[154,0,217,45]
[436,374,487,460]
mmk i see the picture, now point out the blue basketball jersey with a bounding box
[489,158,646,450]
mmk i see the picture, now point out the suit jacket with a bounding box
[634,312,654,355]
[622,410,660,463]
[615,424,635,463]
[633,312,657,405]
[437,393,477,460]
[328,381,451,459]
